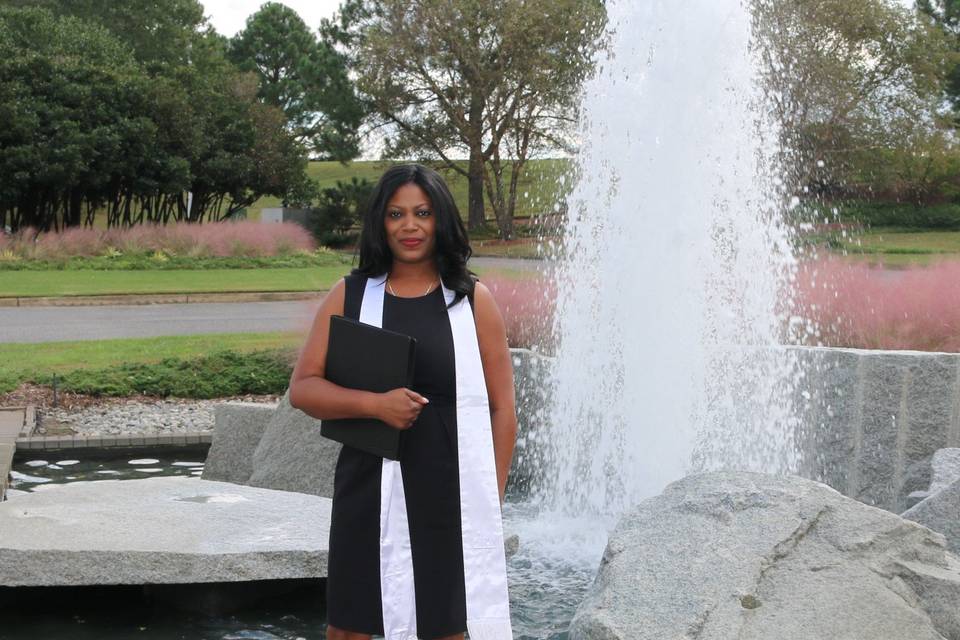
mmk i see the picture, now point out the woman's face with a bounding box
[384,182,437,265]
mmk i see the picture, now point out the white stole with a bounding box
[358,273,512,640]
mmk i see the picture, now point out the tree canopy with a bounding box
[754,0,955,204]
[324,0,606,238]
[229,2,364,161]
[0,3,308,232]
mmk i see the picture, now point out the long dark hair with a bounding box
[352,163,476,308]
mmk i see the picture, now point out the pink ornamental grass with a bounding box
[790,256,960,352]
[2,222,316,259]
[480,273,556,351]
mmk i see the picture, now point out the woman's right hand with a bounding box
[377,388,429,430]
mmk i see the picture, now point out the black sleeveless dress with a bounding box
[326,273,469,638]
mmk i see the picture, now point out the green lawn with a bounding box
[842,228,960,252]
[78,159,573,229]
[0,267,346,297]
[0,331,302,383]
[249,158,573,223]
[830,228,960,266]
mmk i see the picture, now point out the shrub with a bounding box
[306,177,373,247]
[479,273,556,351]
[788,256,960,352]
[836,202,960,230]
[42,348,297,398]
[0,221,317,261]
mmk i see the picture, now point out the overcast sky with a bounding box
[201,0,341,37]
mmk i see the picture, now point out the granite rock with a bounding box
[570,471,960,640]
[0,475,330,587]
[930,448,960,495]
[246,389,341,498]
[203,401,276,484]
[903,477,960,557]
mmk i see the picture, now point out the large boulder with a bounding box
[245,389,342,498]
[570,471,960,640]
[903,477,960,557]
[203,402,276,484]
[930,449,960,494]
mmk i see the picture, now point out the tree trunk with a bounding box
[467,145,485,230]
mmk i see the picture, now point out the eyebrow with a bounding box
[388,203,431,209]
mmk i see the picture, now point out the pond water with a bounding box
[4,455,606,640]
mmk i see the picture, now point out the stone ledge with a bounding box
[0,475,331,586]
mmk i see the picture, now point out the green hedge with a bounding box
[834,202,960,230]
[31,349,297,398]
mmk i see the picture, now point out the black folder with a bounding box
[319,314,417,460]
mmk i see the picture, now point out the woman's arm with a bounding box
[473,281,518,505]
[288,278,383,420]
[289,278,427,429]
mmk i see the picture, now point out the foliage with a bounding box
[250,158,575,227]
[1,0,209,70]
[479,273,557,351]
[229,2,364,160]
[323,0,606,238]
[0,4,310,232]
[919,0,960,119]
[42,349,297,398]
[0,221,317,260]
[834,202,960,230]
[305,177,374,247]
[754,0,955,199]
[788,256,960,352]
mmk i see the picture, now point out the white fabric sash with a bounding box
[358,273,511,640]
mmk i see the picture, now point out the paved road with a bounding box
[0,257,548,344]
[0,300,323,344]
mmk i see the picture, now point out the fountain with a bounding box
[4,0,960,638]
[507,0,960,636]
[531,0,802,518]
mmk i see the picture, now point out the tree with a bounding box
[753,0,953,199]
[918,0,960,118]
[229,2,364,161]
[323,0,606,238]
[0,0,209,71]
[0,5,152,231]
[0,5,309,231]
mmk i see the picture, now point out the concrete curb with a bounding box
[4,428,214,501]
[0,290,328,307]
[14,431,213,451]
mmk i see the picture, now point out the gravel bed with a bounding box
[39,398,278,436]
[3,383,281,436]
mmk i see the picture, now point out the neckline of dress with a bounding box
[385,285,441,300]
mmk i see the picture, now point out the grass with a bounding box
[470,239,552,259]
[77,158,574,228]
[0,331,304,394]
[804,228,960,266]
[839,228,960,253]
[0,251,347,271]
[0,267,345,297]
[0,256,537,297]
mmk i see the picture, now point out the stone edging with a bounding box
[14,431,213,451]
[0,290,327,307]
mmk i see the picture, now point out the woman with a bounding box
[288,163,516,640]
